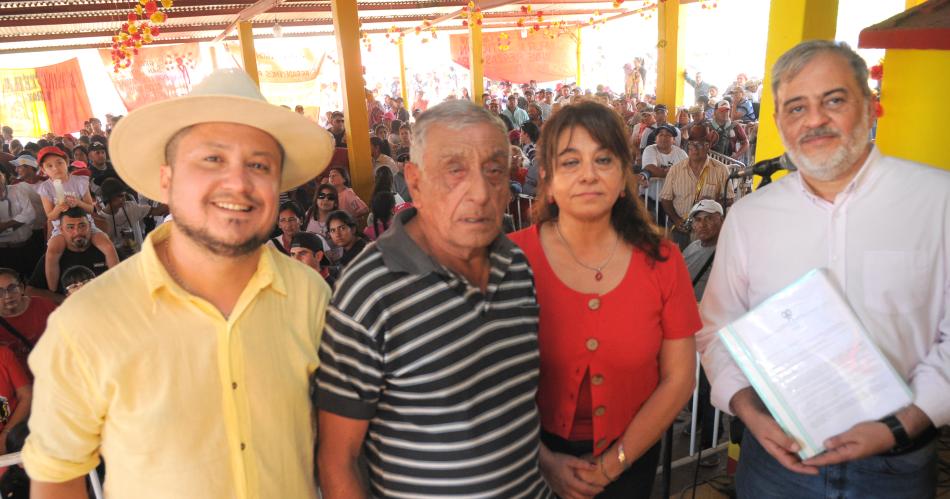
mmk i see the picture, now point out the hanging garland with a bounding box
[111,0,174,72]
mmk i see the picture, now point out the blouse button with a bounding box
[591,374,604,385]
[588,298,601,310]
[586,338,599,351]
[596,438,607,450]
[594,406,606,417]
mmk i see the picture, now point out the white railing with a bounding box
[0,452,103,499]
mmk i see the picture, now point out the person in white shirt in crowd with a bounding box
[697,40,949,499]
[96,178,167,259]
[370,137,397,175]
[0,170,37,277]
[638,124,688,226]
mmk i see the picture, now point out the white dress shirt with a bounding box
[697,147,950,428]
[0,183,37,244]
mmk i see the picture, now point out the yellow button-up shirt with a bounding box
[23,222,330,499]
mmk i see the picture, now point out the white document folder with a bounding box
[717,268,912,459]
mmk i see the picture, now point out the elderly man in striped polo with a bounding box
[316,100,553,498]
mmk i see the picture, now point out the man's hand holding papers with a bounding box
[730,387,819,475]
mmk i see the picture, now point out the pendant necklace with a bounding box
[554,221,620,281]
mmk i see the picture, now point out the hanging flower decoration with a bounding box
[698,0,718,9]
[497,32,510,51]
[460,1,483,28]
[111,0,174,72]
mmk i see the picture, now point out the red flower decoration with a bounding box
[875,100,884,118]
[870,64,883,81]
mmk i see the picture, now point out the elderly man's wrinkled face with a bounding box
[406,122,510,254]
[775,52,874,182]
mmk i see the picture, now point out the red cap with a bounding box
[37,146,69,168]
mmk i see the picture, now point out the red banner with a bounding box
[100,43,208,110]
[34,58,93,135]
[450,30,577,83]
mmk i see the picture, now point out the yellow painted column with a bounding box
[655,0,685,108]
[469,19,484,107]
[398,38,409,104]
[755,0,838,164]
[576,27,582,88]
[875,49,950,169]
[237,21,259,86]
[331,0,374,201]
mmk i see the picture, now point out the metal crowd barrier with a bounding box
[0,452,104,499]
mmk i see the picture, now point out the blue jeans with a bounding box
[736,432,937,499]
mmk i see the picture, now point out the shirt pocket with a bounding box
[862,250,928,314]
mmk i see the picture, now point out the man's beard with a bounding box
[70,237,89,251]
[782,111,871,182]
[174,213,271,258]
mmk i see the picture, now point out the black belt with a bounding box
[881,426,939,457]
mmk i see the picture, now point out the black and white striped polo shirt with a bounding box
[316,209,553,498]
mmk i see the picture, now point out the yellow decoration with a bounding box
[150,11,167,23]
[128,23,138,34]
[135,4,144,15]
[161,0,174,7]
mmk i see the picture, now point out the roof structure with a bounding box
[858,0,950,50]
[0,0,661,54]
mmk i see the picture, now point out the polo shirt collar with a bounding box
[375,207,516,276]
[142,221,286,298]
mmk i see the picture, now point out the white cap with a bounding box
[689,199,724,217]
[11,156,38,170]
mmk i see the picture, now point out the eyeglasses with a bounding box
[328,225,351,234]
[317,193,338,201]
[686,141,707,149]
[0,283,22,298]
[278,216,299,224]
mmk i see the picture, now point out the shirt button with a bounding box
[586,338,599,351]
[594,406,606,417]
[596,438,607,450]
[240,442,246,451]
[232,382,238,389]
[591,374,604,385]
[588,298,600,310]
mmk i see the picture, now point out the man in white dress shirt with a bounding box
[697,40,948,498]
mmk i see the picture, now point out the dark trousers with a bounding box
[541,430,661,499]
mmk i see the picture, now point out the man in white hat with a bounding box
[24,69,335,499]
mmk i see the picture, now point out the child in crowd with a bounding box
[35,146,118,292]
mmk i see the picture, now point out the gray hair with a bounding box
[771,40,871,102]
[409,100,508,169]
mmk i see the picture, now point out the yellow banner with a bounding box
[224,43,325,117]
[0,67,50,138]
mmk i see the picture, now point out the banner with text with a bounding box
[449,30,577,83]
[0,67,50,138]
[223,43,326,117]
[100,43,208,111]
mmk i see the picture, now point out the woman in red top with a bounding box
[509,101,700,499]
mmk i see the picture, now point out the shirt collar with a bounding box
[795,144,881,202]
[142,221,286,298]
[375,207,516,276]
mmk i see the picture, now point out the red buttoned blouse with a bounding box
[509,225,701,455]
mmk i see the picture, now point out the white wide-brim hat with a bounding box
[110,68,334,201]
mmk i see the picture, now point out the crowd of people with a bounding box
[0,39,946,499]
